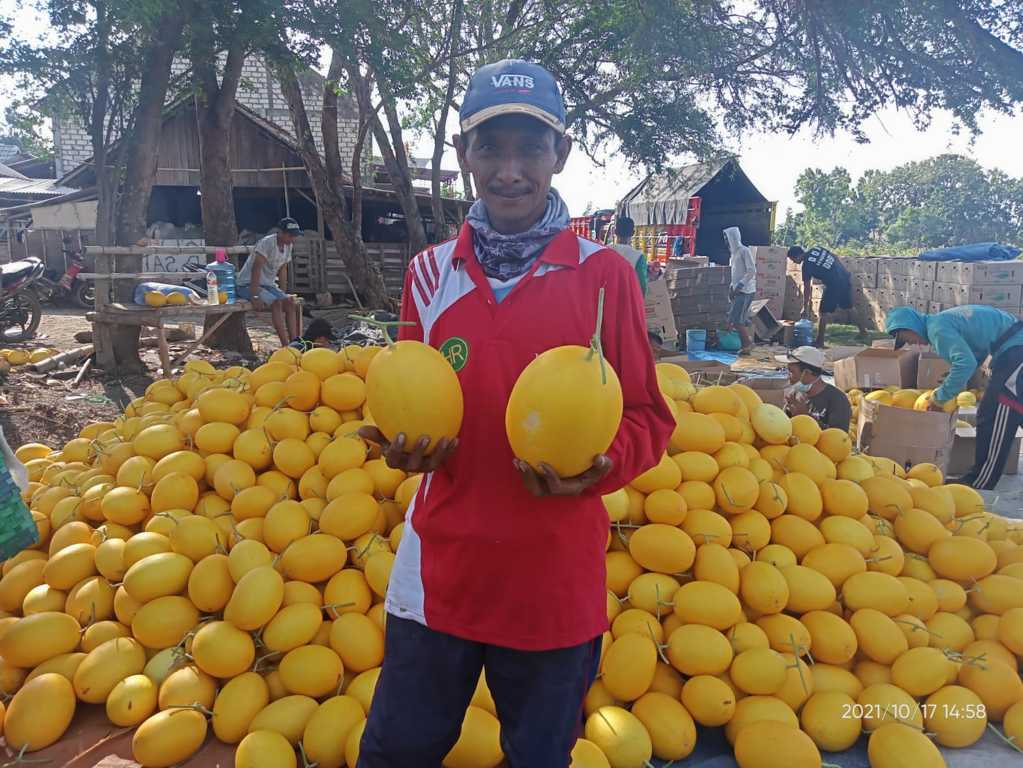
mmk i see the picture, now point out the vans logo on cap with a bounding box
[491,74,534,89]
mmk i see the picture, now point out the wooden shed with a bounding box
[50,99,469,301]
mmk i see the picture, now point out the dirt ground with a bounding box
[0,306,288,451]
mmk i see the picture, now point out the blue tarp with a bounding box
[917,243,1022,262]
[687,351,739,365]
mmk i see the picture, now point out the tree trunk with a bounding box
[193,40,253,356]
[90,0,114,248]
[274,61,394,310]
[195,48,243,248]
[103,8,184,376]
[351,117,371,241]
[347,64,428,255]
[460,168,475,202]
[322,50,349,204]
[114,12,185,247]
[430,0,463,243]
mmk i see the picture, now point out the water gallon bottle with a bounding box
[793,319,814,347]
[208,249,236,304]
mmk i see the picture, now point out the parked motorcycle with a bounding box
[36,234,94,309]
[0,257,45,341]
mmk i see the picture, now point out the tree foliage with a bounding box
[776,155,1023,252]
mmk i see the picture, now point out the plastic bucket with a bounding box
[718,330,742,351]
[686,329,707,352]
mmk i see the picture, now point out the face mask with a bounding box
[793,381,812,394]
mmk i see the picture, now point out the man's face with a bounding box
[787,363,802,384]
[279,232,298,247]
[455,114,571,235]
[894,329,928,348]
[788,253,804,264]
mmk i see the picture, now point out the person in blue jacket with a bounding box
[885,305,1023,490]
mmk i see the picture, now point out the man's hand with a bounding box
[787,394,810,416]
[514,455,613,497]
[927,398,947,413]
[357,426,458,473]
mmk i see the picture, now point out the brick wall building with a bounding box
[53,54,364,179]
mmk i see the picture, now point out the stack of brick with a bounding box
[751,246,788,318]
[665,265,731,340]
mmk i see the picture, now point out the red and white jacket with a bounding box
[386,223,675,651]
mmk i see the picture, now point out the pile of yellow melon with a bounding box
[576,366,1023,768]
[848,386,981,432]
[0,345,471,768]
[0,348,56,367]
[3,346,1023,768]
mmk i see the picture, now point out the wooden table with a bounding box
[90,301,253,377]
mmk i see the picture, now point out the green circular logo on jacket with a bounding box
[439,337,470,372]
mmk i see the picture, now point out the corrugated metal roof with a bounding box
[619,158,768,226]
[0,161,28,180]
[0,177,75,198]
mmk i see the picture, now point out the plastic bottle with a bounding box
[206,267,219,305]
[207,249,236,304]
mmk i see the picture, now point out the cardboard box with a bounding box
[857,400,957,472]
[931,282,960,305]
[749,299,783,342]
[752,246,789,268]
[738,375,789,408]
[645,279,679,343]
[952,283,1022,309]
[757,274,787,294]
[949,261,1023,285]
[917,352,951,390]
[907,278,934,300]
[879,258,912,277]
[907,261,938,280]
[854,272,878,289]
[947,426,1021,476]
[834,348,920,390]
[878,274,909,292]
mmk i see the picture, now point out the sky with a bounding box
[493,106,1023,222]
[2,0,1020,224]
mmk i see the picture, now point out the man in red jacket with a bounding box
[358,60,675,767]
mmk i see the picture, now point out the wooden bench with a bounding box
[85,245,258,377]
[87,301,253,377]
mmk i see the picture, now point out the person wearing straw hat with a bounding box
[777,345,851,429]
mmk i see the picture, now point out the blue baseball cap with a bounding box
[459,59,566,134]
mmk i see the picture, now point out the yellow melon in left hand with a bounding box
[366,340,463,454]
[506,344,623,478]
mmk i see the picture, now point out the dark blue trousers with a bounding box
[358,615,601,768]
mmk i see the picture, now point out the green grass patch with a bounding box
[826,323,888,345]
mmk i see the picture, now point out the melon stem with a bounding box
[987,723,1023,753]
[586,287,608,386]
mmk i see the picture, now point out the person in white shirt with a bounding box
[724,226,755,355]
[237,217,302,346]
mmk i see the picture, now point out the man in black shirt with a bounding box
[776,346,852,430]
[787,245,866,347]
